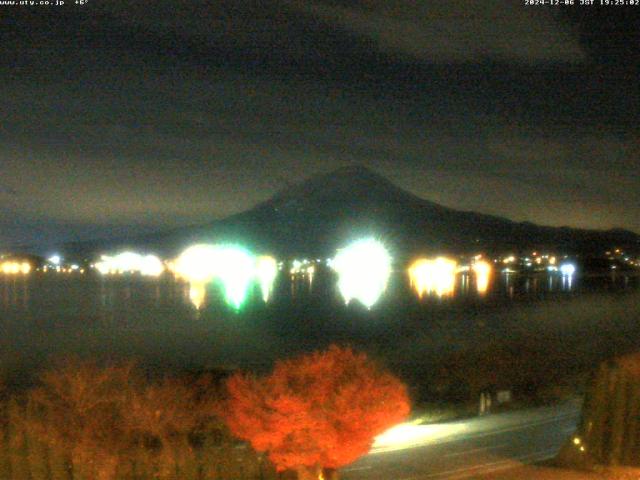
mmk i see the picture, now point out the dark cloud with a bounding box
[0,2,638,247]
[284,0,587,64]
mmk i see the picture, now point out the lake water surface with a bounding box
[2,271,639,389]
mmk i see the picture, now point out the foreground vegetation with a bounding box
[0,361,277,480]
[222,346,409,479]
[0,346,409,480]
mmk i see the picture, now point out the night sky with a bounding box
[1,1,638,247]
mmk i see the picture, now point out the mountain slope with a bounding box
[141,166,639,258]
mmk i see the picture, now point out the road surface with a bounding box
[342,400,582,480]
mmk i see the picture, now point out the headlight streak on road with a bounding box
[371,422,469,454]
[368,407,579,459]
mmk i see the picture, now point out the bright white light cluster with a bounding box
[372,421,469,454]
[95,252,164,277]
[332,238,392,308]
[560,263,576,276]
[216,246,255,309]
[174,245,221,283]
[290,259,316,276]
[174,245,278,309]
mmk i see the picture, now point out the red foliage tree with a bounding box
[221,345,410,479]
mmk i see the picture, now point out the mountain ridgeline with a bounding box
[20,167,636,259]
[124,166,638,259]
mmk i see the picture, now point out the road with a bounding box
[342,400,582,480]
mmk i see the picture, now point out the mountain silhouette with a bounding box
[18,166,639,259]
[134,165,639,258]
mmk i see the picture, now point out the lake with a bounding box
[2,269,640,394]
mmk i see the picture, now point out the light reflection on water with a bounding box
[1,270,639,381]
[1,270,637,313]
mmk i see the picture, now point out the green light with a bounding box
[213,245,255,309]
[175,244,257,310]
